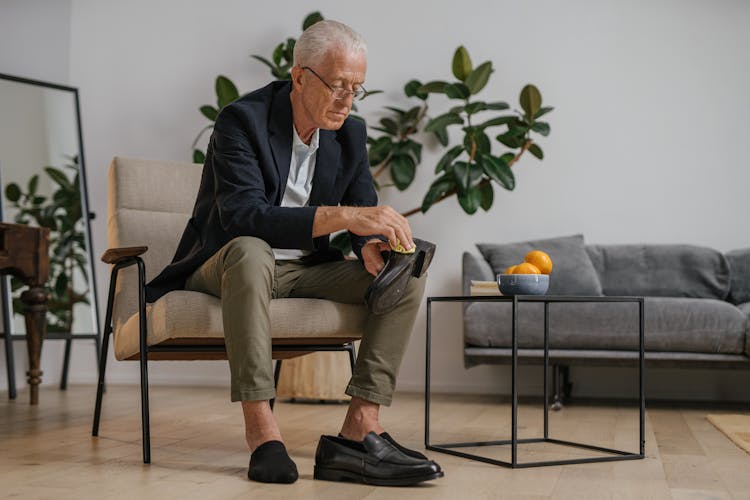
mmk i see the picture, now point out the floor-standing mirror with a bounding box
[0,72,100,399]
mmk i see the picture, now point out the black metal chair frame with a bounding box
[425,294,645,468]
[91,256,357,464]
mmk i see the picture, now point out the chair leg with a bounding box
[137,260,151,464]
[270,360,283,411]
[60,338,72,390]
[92,326,111,436]
[93,266,118,437]
[94,332,104,393]
[346,343,357,374]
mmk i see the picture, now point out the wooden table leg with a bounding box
[21,286,49,405]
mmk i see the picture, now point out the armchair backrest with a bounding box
[107,156,202,334]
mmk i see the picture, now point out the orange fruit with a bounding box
[524,250,553,275]
[504,265,517,274]
[512,262,541,274]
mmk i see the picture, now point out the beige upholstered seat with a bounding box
[106,156,366,361]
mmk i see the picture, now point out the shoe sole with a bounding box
[314,466,444,486]
[411,239,436,278]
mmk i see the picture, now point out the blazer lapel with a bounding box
[309,129,341,206]
[268,85,293,204]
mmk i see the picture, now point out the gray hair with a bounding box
[293,20,367,67]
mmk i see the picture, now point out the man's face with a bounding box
[293,49,367,130]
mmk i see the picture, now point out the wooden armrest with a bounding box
[101,246,149,264]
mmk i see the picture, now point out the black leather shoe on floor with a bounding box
[380,432,428,460]
[314,432,443,486]
[365,238,436,315]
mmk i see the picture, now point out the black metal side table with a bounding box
[424,294,645,468]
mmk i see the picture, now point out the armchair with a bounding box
[91,157,366,463]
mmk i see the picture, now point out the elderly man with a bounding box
[146,20,442,485]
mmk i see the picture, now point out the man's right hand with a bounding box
[313,205,414,251]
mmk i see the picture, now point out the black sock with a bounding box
[247,440,298,484]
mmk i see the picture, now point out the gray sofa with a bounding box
[462,234,750,402]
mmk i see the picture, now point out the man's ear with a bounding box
[290,66,304,90]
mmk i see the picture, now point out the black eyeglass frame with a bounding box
[301,66,367,101]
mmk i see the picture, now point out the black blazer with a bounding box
[146,81,377,302]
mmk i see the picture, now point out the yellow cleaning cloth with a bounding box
[390,241,415,254]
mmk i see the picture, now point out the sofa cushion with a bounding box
[726,248,750,304]
[586,244,730,300]
[463,297,747,355]
[477,234,602,296]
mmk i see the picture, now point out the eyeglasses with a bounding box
[302,66,367,101]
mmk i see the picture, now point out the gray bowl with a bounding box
[497,273,550,296]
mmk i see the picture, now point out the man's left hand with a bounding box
[361,239,391,277]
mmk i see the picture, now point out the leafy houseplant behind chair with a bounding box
[91,157,366,463]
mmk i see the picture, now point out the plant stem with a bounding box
[400,139,532,217]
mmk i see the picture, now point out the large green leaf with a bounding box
[497,132,525,149]
[418,80,449,94]
[379,117,399,135]
[5,183,20,202]
[404,79,428,100]
[520,84,542,120]
[302,11,324,30]
[531,121,550,136]
[193,149,206,164]
[453,161,484,191]
[535,106,554,119]
[216,76,240,109]
[457,186,481,214]
[421,175,456,213]
[479,182,494,211]
[433,128,449,147]
[272,43,285,66]
[528,143,544,159]
[424,112,463,132]
[452,46,473,81]
[435,145,464,174]
[400,139,422,163]
[251,55,275,71]
[367,136,393,166]
[200,105,218,121]
[28,175,39,195]
[465,61,493,95]
[463,129,491,157]
[476,115,516,129]
[486,101,510,110]
[390,154,416,190]
[45,167,72,189]
[444,83,471,100]
[464,102,487,115]
[480,155,516,190]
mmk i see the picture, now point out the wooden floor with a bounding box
[2,385,750,500]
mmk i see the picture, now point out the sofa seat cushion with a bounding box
[114,290,367,360]
[477,234,603,296]
[586,244,730,300]
[463,297,747,354]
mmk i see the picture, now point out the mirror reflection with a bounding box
[0,74,98,338]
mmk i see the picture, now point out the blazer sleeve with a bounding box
[339,123,383,260]
[209,105,318,250]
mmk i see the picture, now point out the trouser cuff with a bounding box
[231,387,276,402]
[345,384,393,406]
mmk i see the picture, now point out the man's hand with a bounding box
[313,205,414,251]
[361,239,391,276]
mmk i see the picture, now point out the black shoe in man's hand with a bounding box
[365,238,436,315]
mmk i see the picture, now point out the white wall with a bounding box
[2,0,750,401]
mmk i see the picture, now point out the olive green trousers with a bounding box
[184,236,426,406]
